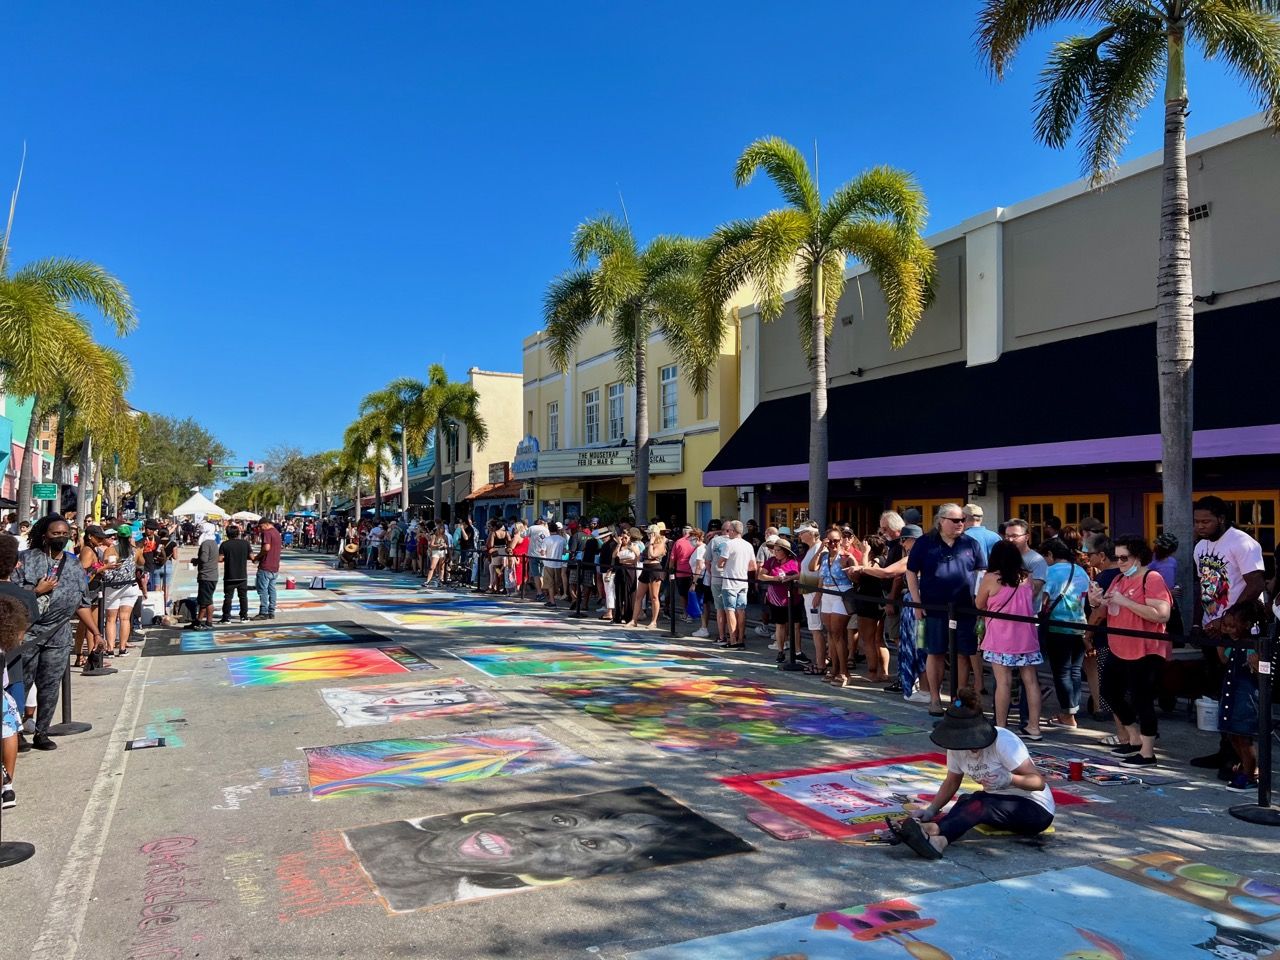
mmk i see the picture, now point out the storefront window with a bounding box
[767,503,811,531]
[547,402,559,451]
[1147,490,1278,555]
[892,499,965,528]
[1011,496,1109,545]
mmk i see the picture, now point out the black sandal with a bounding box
[895,817,943,860]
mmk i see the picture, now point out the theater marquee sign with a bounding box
[515,441,682,479]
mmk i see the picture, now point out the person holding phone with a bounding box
[12,516,101,750]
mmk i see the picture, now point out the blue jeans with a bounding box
[255,570,278,616]
[1044,631,1086,715]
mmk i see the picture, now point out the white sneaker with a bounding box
[905,690,932,704]
[21,717,35,735]
[754,624,771,638]
[691,627,710,638]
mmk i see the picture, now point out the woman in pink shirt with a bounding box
[758,538,803,663]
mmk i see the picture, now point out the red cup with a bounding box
[1068,760,1085,782]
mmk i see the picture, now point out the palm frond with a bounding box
[1080,15,1165,181]
[571,214,635,267]
[976,0,1117,79]
[608,303,641,385]
[590,243,645,315]
[13,257,136,334]
[1193,0,1280,128]
[647,270,724,397]
[1033,27,1116,148]
[832,221,936,349]
[734,137,821,217]
[745,208,809,322]
[544,269,597,372]
[820,166,929,239]
[699,219,758,313]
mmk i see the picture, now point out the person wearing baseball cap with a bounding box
[893,687,1054,859]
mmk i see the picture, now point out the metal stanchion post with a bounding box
[0,796,35,867]
[1229,619,1279,826]
[81,595,118,677]
[947,602,958,704]
[46,662,92,737]
[779,582,803,671]
[668,571,677,638]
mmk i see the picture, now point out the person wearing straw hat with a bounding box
[894,688,1054,859]
[758,537,805,664]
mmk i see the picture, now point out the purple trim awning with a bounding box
[702,424,1280,488]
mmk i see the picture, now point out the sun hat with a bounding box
[649,521,667,533]
[901,524,924,539]
[343,542,359,554]
[773,537,795,555]
[929,697,997,751]
[778,526,792,536]
[765,533,779,545]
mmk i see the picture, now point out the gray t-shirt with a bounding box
[197,540,220,581]
[1022,548,1048,609]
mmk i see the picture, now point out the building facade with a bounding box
[515,316,743,529]
[705,114,1279,554]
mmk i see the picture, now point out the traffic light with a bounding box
[206,458,213,474]
[248,460,254,472]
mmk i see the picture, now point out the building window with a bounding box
[767,502,812,531]
[607,383,624,442]
[583,388,600,445]
[1011,496,1109,546]
[527,410,534,437]
[547,402,559,451]
[660,364,678,430]
[40,440,50,451]
[446,426,460,464]
[1146,490,1278,556]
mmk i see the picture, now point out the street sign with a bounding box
[32,483,58,500]
[223,469,249,478]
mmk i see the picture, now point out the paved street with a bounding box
[4,549,1278,960]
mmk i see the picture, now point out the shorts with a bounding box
[696,582,714,608]
[197,579,217,608]
[528,558,543,578]
[767,600,804,625]
[820,591,852,616]
[431,550,445,560]
[718,584,748,611]
[1,688,17,739]
[983,650,1044,667]
[675,575,692,597]
[639,567,665,585]
[148,566,169,588]
[922,613,978,656]
[105,584,141,611]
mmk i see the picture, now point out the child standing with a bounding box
[1217,600,1266,792]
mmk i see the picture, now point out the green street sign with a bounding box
[33,483,58,500]
[223,469,249,478]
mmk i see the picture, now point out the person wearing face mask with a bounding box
[1089,534,1172,767]
[11,516,101,749]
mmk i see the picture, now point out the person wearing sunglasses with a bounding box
[808,526,857,684]
[905,504,984,715]
[1087,534,1172,767]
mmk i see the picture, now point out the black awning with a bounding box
[705,297,1278,485]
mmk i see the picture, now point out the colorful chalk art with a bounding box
[342,785,752,912]
[180,620,390,653]
[720,754,1085,839]
[225,647,410,686]
[302,725,590,799]
[536,675,923,751]
[631,852,1280,959]
[448,639,717,677]
[319,676,502,728]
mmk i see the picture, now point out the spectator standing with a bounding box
[0,534,39,764]
[669,526,696,620]
[189,524,220,629]
[1040,538,1091,728]
[714,520,756,649]
[218,525,252,623]
[976,540,1044,738]
[878,511,906,665]
[13,517,101,749]
[543,521,568,608]
[758,537,804,663]
[526,517,550,600]
[906,504,984,715]
[102,524,146,655]
[1083,534,1120,722]
[253,519,283,620]
[962,503,1000,561]
[705,520,729,644]
[1,593,32,809]
[1002,518,1049,727]
[366,521,384,568]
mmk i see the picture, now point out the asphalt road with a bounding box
[3,549,1276,960]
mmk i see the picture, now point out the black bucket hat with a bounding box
[929,699,997,751]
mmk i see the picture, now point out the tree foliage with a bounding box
[133,414,231,514]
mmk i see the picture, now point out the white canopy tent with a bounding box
[231,510,261,521]
[172,492,228,519]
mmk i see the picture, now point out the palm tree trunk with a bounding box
[432,426,443,522]
[634,335,650,524]
[53,398,67,514]
[354,471,362,523]
[16,396,40,522]
[399,430,410,519]
[1158,24,1194,629]
[809,262,830,530]
[77,435,93,526]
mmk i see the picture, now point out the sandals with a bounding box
[1101,734,1124,746]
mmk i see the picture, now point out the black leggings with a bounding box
[936,791,1053,843]
[1103,653,1163,737]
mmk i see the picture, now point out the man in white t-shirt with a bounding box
[703,521,729,643]
[690,533,711,637]
[714,520,757,648]
[366,523,384,569]
[526,518,550,599]
[542,521,568,608]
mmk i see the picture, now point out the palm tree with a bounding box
[419,364,488,523]
[63,347,133,521]
[360,377,430,518]
[545,217,722,522]
[0,219,137,517]
[344,412,394,521]
[976,0,1280,620]
[704,139,935,527]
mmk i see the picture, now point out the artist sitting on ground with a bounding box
[896,688,1054,859]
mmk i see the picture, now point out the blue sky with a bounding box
[3,2,1260,463]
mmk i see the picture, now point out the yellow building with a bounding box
[516,320,742,529]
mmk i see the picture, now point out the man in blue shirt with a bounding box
[962,503,999,564]
[906,503,983,716]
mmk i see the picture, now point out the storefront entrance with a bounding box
[654,490,687,529]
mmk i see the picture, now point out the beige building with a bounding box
[516,317,743,529]
[420,367,523,521]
